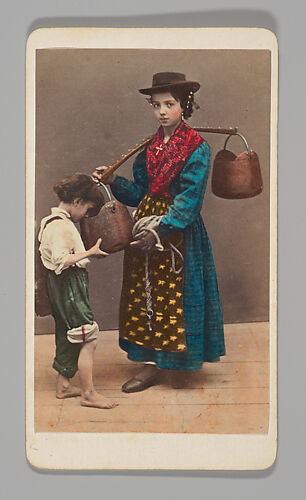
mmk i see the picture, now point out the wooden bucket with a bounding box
[211,134,263,199]
[80,184,134,253]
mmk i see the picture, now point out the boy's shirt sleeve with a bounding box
[39,220,89,275]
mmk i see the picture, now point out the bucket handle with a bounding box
[97,182,118,213]
[223,133,252,159]
[97,182,112,202]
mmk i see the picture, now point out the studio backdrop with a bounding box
[35,48,271,333]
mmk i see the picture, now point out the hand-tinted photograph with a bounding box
[26,28,277,470]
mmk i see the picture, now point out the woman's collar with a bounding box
[159,120,185,143]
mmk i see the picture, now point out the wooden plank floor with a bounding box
[34,322,269,433]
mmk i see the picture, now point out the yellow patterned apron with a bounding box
[119,194,187,352]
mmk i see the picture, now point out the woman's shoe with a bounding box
[122,365,159,393]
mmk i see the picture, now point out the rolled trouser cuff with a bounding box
[67,321,99,344]
[52,358,79,379]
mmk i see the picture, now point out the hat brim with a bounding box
[138,81,200,95]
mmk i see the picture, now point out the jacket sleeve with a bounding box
[158,142,212,235]
[110,149,148,207]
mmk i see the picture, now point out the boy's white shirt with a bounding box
[38,207,90,275]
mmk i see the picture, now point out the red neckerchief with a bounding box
[146,121,204,197]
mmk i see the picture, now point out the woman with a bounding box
[94,72,225,392]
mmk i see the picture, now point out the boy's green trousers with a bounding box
[46,267,95,378]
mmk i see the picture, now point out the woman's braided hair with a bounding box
[170,87,197,119]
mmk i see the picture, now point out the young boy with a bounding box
[38,173,118,409]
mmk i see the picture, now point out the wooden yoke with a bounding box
[94,127,238,182]
[84,125,261,255]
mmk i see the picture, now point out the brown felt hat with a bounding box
[138,72,200,95]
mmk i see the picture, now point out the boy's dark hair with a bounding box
[53,173,104,217]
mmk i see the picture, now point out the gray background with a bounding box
[1,0,305,498]
[35,48,270,332]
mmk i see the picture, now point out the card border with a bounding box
[26,27,277,470]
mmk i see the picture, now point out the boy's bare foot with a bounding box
[56,374,82,399]
[56,385,82,399]
[81,390,118,409]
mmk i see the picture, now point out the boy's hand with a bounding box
[91,166,117,185]
[88,238,109,257]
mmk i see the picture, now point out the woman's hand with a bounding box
[87,238,109,258]
[91,166,117,185]
[130,232,156,252]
